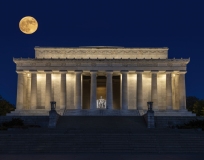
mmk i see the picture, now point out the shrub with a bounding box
[2,118,24,128]
[176,119,204,130]
[0,95,15,116]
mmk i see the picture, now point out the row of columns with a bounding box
[74,70,186,110]
[16,70,186,110]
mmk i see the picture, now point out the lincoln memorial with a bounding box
[10,46,194,116]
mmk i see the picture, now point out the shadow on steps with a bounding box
[56,116,146,133]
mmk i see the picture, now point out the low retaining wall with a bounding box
[0,116,49,127]
[155,116,204,128]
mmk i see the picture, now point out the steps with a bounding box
[63,109,140,116]
[0,116,204,153]
[0,130,204,153]
[57,116,146,131]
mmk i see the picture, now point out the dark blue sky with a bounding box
[0,0,204,104]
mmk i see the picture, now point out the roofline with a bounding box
[34,46,169,50]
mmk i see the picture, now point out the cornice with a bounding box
[34,47,169,50]
[13,58,190,67]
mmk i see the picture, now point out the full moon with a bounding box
[19,16,38,34]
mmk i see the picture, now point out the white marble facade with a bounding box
[14,47,189,113]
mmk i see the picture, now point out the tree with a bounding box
[186,96,199,112]
[193,100,204,116]
[0,95,15,116]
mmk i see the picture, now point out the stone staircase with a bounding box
[0,116,204,153]
[0,129,204,153]
[57,116,146,131]
[63,109,140,116]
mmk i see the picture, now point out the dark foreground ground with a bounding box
[1,116,204,159]
[0,153,204,160]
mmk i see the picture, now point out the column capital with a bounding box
[121,70,128,73]
[179,70,187,74]
[44,70,52,74]
[37,70,45,73]
[29,70,37,73]
[136,70,144,73]
[165,70,174,74]
[106,71,113,75]
[16,70,24,74]
[75,70,83,74]
[106,71,113,78]
[90,70,98,73]
[59,70,67,74]
[151,70,159,74]
[166,70,174,72]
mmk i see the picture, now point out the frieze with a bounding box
[167,62,173,67]
[91,62,96,66]
[75,62,81,66]
[45,62,51,66]
[30,62,36,66]
[17,63,22,66]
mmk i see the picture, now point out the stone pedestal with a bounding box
[144,102,155,128]
[48,110,59,128]
[48,101,59,128]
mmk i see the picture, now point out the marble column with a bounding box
[90,71,97,109]
[30,73,37,109]
[16,72,24,110]
[45,73,52,110]
[174,73,180,110]
[121,71,128,110]
[66,73,75,109]
[75,71,82,109]
[137,71,143,110]
[151,71,158,110]
[27,74,31,109]
[166,72,173,110]
[60,73,66,110]
[106,71,113,109]
[23,73,27,109]
[179,72,186,110]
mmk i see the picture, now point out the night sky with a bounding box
[0,0,204,105]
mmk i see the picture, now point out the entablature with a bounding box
[13,58,190,68]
